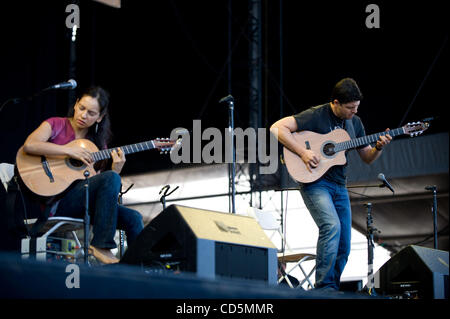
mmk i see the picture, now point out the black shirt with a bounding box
[293,103,367,185]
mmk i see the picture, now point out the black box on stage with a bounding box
[339,279,363,292]
[375,245,448,299]
[120,204,278,284]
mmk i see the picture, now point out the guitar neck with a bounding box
[335,127,405,152]
[92,140,156,162]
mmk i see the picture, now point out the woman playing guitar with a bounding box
[21,86,144,264]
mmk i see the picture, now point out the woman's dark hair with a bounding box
[67,86,113,149]
[331,78,363,104]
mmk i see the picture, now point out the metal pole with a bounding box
[248,0,262,196]
[364,202,377,295]
[425,185,438,249]
[229,99,236,214]
[83,170,90,265]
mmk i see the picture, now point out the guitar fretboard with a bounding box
[334,127,405,152]
[92,140,156,162]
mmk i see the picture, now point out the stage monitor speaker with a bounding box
[375,245,448,299]
[120,204,278,284]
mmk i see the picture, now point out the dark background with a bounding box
[1,0,448,176]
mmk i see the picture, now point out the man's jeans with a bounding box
[299,178,352,290]
[55,171,144,249]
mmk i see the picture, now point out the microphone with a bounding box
[219,95,234,104]
[378,173,394,193]
[45,79,77,90]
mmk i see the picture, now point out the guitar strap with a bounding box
[4,178,21,233]
[12,165,52,238]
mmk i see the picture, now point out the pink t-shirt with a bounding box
[43,117,83,216]
[45,117,107,149]
[45,117,76,145]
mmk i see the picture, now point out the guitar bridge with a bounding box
[305,141,311,150]
[41,156,55,183]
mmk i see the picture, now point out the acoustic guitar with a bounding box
[283,121,429,184]
[16,138,177,197]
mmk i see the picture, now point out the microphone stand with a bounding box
[347,183,384,296]
[220,95,236,214]
[118,183,134,258]
[83,170,90,265]
[0,91,46,114]
[0,82,76,114]
[347,183,384,190]
[425,185,438,249]
[159,185,179,210]
[364,202,379,296]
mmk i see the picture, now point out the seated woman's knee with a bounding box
[99,170,121,187]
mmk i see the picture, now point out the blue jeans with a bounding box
[299,178,352,290]
[55,171,144,249]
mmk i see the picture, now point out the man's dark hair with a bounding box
[331,78,363,104]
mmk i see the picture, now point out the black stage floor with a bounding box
[1,252,446,317]
[0,252,378,300]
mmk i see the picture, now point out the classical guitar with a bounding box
[16,138,177,197]
[283,121,429,184]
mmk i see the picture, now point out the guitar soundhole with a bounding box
[66,158,86,170]
[323,143,336,156]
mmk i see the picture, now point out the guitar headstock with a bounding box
[153,138,176,154]
[170,137,183,154]
[403,121,430,137]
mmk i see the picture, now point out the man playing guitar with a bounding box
[271,78,392,292]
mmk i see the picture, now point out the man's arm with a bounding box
[270,116,320,171]
[357,128,392,164]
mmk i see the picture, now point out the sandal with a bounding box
[88,246,120,264]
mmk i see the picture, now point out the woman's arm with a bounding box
[23,121,93,166]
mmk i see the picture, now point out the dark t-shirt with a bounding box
[293,103,367,185]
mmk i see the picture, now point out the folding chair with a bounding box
[245,206,316,289]
[278,252,316,289]
[246,206,292,252]
[22,216,85,262]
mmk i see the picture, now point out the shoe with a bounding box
[88,246,119,264]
